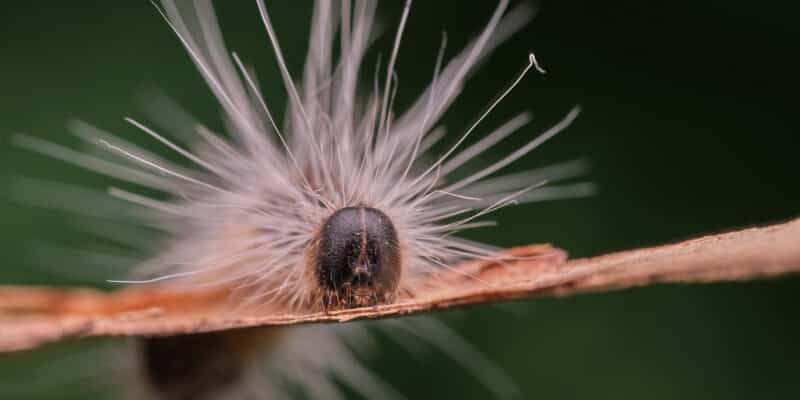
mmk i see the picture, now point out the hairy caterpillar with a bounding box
[13,0,591,398]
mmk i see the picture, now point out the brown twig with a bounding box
[1,218,798,353]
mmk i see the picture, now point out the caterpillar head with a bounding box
[309,206,401,309]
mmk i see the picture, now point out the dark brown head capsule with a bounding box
[312,206,401,309]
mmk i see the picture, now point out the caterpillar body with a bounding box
[15,0,591,398]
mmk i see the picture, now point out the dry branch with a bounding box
[1,218,798,353]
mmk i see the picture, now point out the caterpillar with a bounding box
[13,0,591,398]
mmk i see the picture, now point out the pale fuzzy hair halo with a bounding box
[15,0,590,309]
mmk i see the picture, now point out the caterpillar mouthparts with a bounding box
[311,206,401,309]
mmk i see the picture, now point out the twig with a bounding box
[1,218,798,353]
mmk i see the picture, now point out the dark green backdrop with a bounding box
[1,1,798,399]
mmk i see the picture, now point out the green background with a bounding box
[1,1,798,399]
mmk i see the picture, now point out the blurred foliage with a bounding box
[0,1,798,399]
